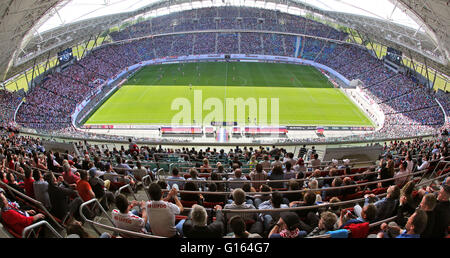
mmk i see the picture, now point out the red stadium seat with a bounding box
[203,202,224,209]
[180,200,197,208]
[175,215,188,223]
[271,188,288,191]
[350,168,360,174]
[342,191,366,201]
[344,222,369,238]
[371,187,388,195]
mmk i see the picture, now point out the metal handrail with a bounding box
[78,198,164,238]
[164,167,380,183]
[219,171,449,214]
[415,171,449,188]
[79,198,116,236]
[0,181,64,231]
[117,184,137,200]
[141,175,152,200]
[159,169,429,195]
[221,193,388,214]
[22,220,63,238]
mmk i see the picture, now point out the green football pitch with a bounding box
[84,62,374,126]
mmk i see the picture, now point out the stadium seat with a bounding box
[342,191,366,201]
[203,202,224,209]
[344,222,370,238]
[370,187,388,195]
[180,200,198,208]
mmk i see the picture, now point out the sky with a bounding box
[36,0,421,33]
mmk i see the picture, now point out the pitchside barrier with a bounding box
[157,169,431,196]
[323,145,384,162]
[19,126,438,147]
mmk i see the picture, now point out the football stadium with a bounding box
[0,0,449,245]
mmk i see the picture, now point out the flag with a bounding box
[316,127,324,134]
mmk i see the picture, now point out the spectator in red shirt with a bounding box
[76,170,95,202]
[23,167,35,198]
[62,163,79,186]
[0,189,45,236]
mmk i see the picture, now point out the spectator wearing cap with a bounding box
[338,159,350,170]
[268,212,307,238]
[293,158,306,176]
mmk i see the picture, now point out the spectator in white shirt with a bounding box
[112,194,147,234]
[417,155,430,171]
[146,183,184,237]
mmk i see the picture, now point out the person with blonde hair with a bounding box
[248,155,258,169]
[200,158,212,173]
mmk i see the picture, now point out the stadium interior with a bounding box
[0,0,449,241]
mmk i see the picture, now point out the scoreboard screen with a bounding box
[386,47,402,65]
[57,48,74,65]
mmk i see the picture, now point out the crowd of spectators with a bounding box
[0,90,22,129]
[0,129,448,238]
[110,7,347,42]
[0,6,443,143]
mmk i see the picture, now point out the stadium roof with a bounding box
[1,0,449,82]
